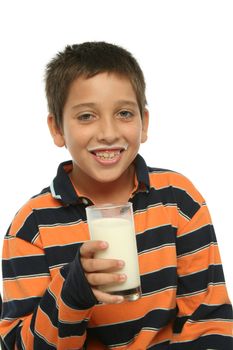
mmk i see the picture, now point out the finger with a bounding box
[92,288,124,304]
[86,272,127,287]
[81,257,124,273]
[80,240,108,258]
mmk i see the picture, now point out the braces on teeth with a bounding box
[95,151,121,159]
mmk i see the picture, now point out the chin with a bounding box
[95,177,118,184]
[93,173,123,184]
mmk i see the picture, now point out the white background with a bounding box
[0,0,232,302]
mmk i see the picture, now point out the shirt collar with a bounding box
[50,154,150,206]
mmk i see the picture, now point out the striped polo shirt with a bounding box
[0,154,232,349]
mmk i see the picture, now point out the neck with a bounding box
[70,165,135,205]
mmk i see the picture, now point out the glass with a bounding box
[86,203,141,301]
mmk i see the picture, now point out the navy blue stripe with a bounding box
[45,243,81,267]
[39,290,58,329]
[148,341,170,349]
[16,212,39,242]
[177,265,225,295]
[3,323,22,350]
[61,253,97,310]
[173,303,233,333]
[40,287,88,337]
[33,187,50,197]
[30,305,55,349]
[59,320,88,338]
[137,225,176,253]
[89,308,176,347]
[3,255,49,279]
[2,297,41,318]
[141,267,177,294]
[31,305,56,349]
[191,303,233,321]
[177,224,217,256]
[52,160,80,205]
[132,185,200,221]
[170,334,233,349]
[172,187,200,219]
[35,206,83,226]
[33,335,56,350]
[148,166,175,173]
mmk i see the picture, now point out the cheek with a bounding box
[64,128,92,150]
[126,125,142,143]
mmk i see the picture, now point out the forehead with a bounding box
[65,72,138,107]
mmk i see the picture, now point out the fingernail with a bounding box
[119,274,127,281]
[115,296,124,303]
[118,260,125,267]
[100,241,108,249]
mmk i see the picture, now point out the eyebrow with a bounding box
[71,100,138,110]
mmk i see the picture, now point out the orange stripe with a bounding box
[177,214,191,231]
[35,307,58,346]
[86,336,107,350]
[58,334,86,349]
[3,275,51,301]
[149,172,204,205]
[49,272,93,323]
[9,193,61,236]
[177,284,231,316]
[148,326,173,348]
[139,246,176,275]
[134,206,178,233]
[19,315,34,348]
[178,205,212,236]
[93,326,173,350]
[0,319,24,338]
[172,320,232,343]
[47,270,63,297]
[86,326,173,350]
[177,244,221,276]
[50,266,62,278]
[30,192,62,209]
[2,236,43,259]
[9,204,32,236]
[36,306,85,349]
[132,326,172,350]
[40,222,90,247]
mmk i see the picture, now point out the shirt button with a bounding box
[82,198,89,205]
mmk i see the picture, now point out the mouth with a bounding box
[91,149,122,160]
[88,147,127,163]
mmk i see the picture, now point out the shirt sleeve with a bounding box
[0,206,97,349]
[170,198,233,349]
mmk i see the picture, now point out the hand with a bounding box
[80,240,126,304]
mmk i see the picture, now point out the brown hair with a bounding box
[45,42,147,129]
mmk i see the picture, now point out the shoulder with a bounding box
[7,186,61,242]
[147,166,205,206]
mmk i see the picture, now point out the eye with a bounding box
[118,110,134,119]
[77,113,95,122]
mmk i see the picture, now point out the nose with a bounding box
[97,117,120,144]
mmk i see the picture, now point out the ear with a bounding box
[141,109,149,143]
[47,115,65,147]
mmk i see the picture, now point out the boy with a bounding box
[0,42,232,349]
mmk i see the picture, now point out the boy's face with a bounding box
[48,72,149,187]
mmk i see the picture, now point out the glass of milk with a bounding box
[86,203,141,301]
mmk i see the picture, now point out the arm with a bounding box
[171,202,233,349]
[0,207,126,349]
[0,209,97,349]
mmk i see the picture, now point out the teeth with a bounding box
[95,150,121,160]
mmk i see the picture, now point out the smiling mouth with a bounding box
[91,149,123,160]
[88,145,128,161]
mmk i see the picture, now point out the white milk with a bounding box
[89,217,140,292]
